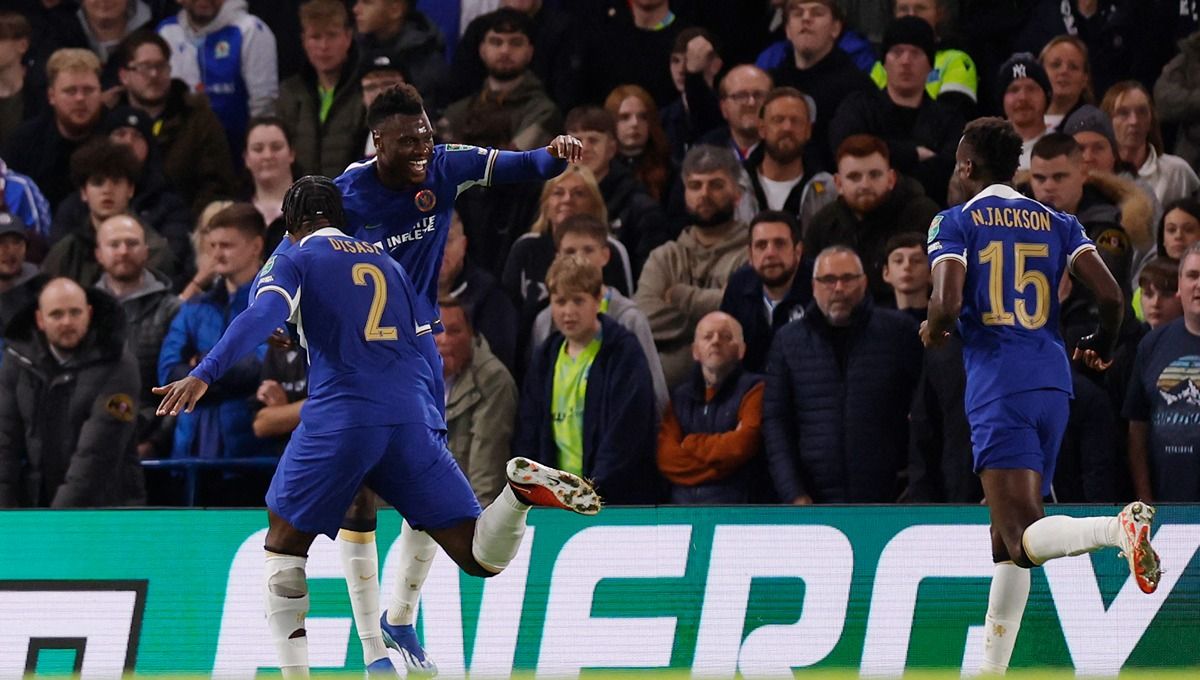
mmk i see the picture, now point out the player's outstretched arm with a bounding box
[921,259,965,348]
[152,292,291,415]
[490,135,581,183]
[1070,249,1125,370]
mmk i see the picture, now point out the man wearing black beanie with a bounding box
[996,53,1052,170]
[828,16,963,205]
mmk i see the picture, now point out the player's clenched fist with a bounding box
[547,135,584,163]
[919,320,950,349]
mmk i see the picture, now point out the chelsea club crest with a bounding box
[415,189,436,212]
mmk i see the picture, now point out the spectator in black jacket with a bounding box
[0,11,41,146]
[881,232,930,321]
[805,134,939,305]
[906,331,978,503]
[1054,368,1119,503]
[566,105,669,278]
[0,213,42,347]
[0,277,144,507]
[829,16,964,205]
[661,27,724,168]
[720,210,811,373]
[449,0,583,115]
[92,213,179,461]
[763,246,921,504]
[579,0,690,108]
[769,0,874,169]
[352,0,449,112]
[43,138,177,286]
[66,105,191,281]
[3,48,104,209]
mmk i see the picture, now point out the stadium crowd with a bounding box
[0,0,1198,508]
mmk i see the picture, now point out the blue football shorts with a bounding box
[968,388,1070,497]
[266,421,483,538]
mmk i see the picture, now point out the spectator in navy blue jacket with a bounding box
[514,254,658,505]
[720,210,812,373]
[658,311,769,504]
[763,245,921,503]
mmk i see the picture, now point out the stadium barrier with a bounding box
[1,505,1198,677]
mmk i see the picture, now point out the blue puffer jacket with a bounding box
[157,280,266,459]
[763,298,921,503]
[515,314,659,505]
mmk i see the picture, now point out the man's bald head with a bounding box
[694,311,744,344]
[693,311,745,383]
[36,277,93,353]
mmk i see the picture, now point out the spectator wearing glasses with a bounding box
[763,245,921,504]
[698,64,772,163]
[113,30,236,217]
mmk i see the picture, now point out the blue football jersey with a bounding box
[928,184,1096,413]
[255,145,565,331]
[337,144,500,326]
[255,227,444,434]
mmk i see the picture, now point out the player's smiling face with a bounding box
[373,112,435,186]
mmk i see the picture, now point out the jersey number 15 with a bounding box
[978,240,1050,330]
[352,263,399,341]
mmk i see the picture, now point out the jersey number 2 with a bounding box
[352,263,399,341]
[978,240,1050,330]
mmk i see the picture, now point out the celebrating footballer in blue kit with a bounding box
[153,176,600,679]
[921,118,1162,676]
[251,83,584,676]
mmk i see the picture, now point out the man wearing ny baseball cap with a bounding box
[996,53,1052,169]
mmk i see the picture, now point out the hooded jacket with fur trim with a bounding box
[0,285,144,507]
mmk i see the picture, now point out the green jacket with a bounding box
[445,337,518,505]
[276,56,367,178]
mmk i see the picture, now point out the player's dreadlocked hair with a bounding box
[961,117,1023,184]
[282,175,345,236]
[366,82,425,129]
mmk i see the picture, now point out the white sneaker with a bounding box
[1117,502,1161,594]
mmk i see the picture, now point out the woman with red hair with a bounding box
[605,85,672,202]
